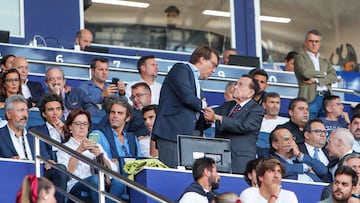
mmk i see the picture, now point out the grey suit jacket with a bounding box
[294,52,338,102]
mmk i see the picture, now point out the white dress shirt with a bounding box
[57,137,117,190]
[9,126,33,160]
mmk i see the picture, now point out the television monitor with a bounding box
[177,135,231,173]
[84,45,109,53]
[228,54,260,68]
[0,31,10,43]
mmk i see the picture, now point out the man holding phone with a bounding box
[78,57,127,107]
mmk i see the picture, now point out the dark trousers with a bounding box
[157,138,178,168]
[43,164,68,203]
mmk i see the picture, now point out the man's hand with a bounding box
[117,80,126,95]
[44,160,57,170]
[303,78,317,84]
[102,84,118,97]
[204,107,215,123]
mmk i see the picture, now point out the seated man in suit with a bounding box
[0,95,34,159]
[12,56,45,107]
[299,118,330,166]
[205,74,265,174]
[45,67,99,119]
[28,93,68,203]
[269,126,328,182]
[299,118,331,182]
[326,128,354,178]
[127,82,151,147]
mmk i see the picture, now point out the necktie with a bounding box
[229,104,241,118]
[22,135,29,160]
[313,148,319,161]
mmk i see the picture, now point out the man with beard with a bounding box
[45,67,99,119]
[276,97,309,144]
[269,127,328,182]
[349,114,360,152]
[257,92,289,158]
[178,157,220,203]
[318,166,358,203]
[90,97,141,200]
[0,95,34,159]
[125,55,161,105]
[249,68,268,105]
[321,153,360,201]
[240,158,298,203]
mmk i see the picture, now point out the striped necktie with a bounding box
[229,104,241,118]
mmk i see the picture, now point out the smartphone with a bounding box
[111,77,119,86]
[88,133,99,143]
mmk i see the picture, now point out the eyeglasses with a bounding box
[308,129,327,135]
[5,78,20,83]
[130,93,148,101]
[282,134,296,142]
[72,121,90,127]
[208,59,218,68]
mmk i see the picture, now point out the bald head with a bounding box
[12,56,29,83]
[75,29,93,51]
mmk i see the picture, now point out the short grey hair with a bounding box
[340,152,360,167]
[5,94,27,112]
[45,67,65,82]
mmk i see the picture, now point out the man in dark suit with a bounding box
[28,93,68,202]
[298,118,332,182]
[0,95,34,159]
[294,29,338,119]
[152,45,219,168]
[204,75,265,174]
[12,56,45,107]
[269,126,329,182]
[299,118,329,166]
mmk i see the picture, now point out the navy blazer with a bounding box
[214,100,265,174]
[270,153,329,182]
[28,124,62,160]
[27,81,45,105]
[153,63,203,142]
[0,126,35,159]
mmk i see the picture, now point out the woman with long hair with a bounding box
[0,68,22,108]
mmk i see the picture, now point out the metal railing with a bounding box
[29,128,173,203]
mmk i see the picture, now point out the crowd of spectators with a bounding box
[2,27,360,203]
